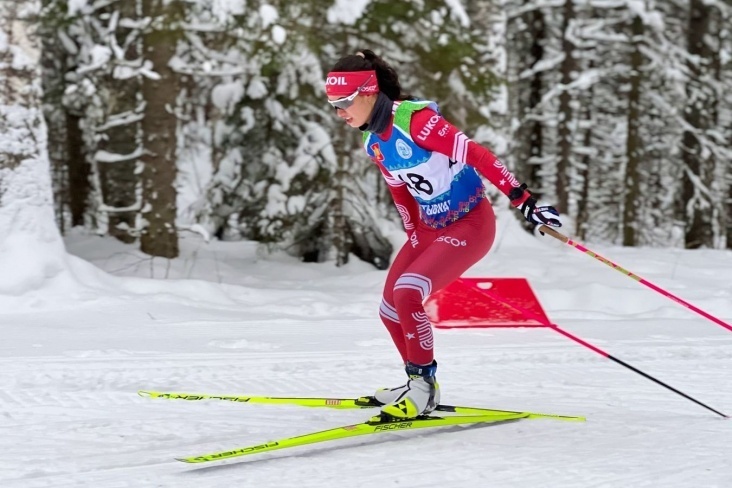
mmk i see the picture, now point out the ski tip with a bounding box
[535,413,586,422]
[176,456,212,464]
[138,390,152,398]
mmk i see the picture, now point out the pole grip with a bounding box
[538,225,569,243]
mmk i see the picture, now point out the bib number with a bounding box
[398,173,434,196]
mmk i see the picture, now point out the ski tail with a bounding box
[434,403,585,421]
[138,390,368,410]
[138,390,586,422]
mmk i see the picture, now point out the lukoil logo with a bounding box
[409,232,419,248]
[326,76,347,86]
[416,114,441,141]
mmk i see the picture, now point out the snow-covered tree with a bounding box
[0,0,70,293]
[177,0,503,267]
[36,0,732,264]
[505,0,550,202]
[721,4,732,248]
[677,0,725,248]
[139,0,182,258]
[45,0,182,257]
[504,0,732,247]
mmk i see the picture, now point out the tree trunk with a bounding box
[622,14,644,246]
[525,8,545,194]
[0,0,68,290]
[512,5,546,199]
[97,1,143,243]
[0,2,39,172]
[576,82,594,241]
[712,7,730,250]
[39,2,69,232]
[139,0,182,258]
[556,0,576,214]
[41,0,91,229]
[65,112,89,226]
[0,1,39,171]
[726,30,732,249]
[332,156,350,267]
[679,0,718,249]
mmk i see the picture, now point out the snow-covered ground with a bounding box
[2,213,731,487]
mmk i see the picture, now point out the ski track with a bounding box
[2,313,731,488]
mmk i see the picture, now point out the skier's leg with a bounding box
[381,201,496,418]
[378,227,437,363]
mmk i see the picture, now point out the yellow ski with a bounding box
[176,412,528,463]
[138,390,585,422]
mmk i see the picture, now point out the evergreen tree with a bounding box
[46,0,145,241]
[721,4,732,248]
[37,0,732,263]
[505,0,548,198]
[678,0,724,248]
[185,0,503,267]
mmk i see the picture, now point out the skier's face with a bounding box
[330,93,376,128]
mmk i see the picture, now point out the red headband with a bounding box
[325,70,379,97]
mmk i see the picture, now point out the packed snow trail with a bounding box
[1,220,731,486]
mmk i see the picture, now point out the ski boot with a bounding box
[378,361,440,419]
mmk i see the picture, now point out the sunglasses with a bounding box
[328,89,360,111]
[328,74,374,111]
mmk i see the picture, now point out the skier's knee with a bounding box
[393,273,432,309]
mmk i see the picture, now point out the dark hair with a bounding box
[329,49,411,101]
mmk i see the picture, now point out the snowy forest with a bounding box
[2,0,732,269]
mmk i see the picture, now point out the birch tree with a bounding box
[0,0,69,291]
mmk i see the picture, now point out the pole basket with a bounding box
[425,277,550,329]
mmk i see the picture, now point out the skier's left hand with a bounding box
[509,183,562,228]
[519,197,562,228]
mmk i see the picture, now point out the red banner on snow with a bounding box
[424,277,549,329]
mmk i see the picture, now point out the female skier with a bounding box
[325,50,562,419]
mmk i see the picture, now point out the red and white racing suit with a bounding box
[368,103,526,365]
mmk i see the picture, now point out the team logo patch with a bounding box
[395,139,413,160]
[370,143,384,162]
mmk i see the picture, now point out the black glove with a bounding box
[509,184,562,228]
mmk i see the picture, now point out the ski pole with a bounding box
[457,278,729,419]
[538,225,732,334]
